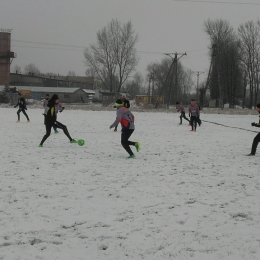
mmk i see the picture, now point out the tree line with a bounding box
[12,18,260,108]
[203,19,260,109]
[84,18,260,108]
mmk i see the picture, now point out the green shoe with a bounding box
[38,144,43,147]
[54,130,59,134]
[127,154,136,159]
[70,139,77,143]
[135,142,140,152]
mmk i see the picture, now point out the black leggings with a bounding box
[190,116,198,131]
[17,109,29,121]
[251,132,260,155]
[40,121,72,145]
[121,129,136,155]
[180,112,190,124]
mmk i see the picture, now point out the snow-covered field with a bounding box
[0,107,259,260]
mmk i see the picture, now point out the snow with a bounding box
[0,107,260,260]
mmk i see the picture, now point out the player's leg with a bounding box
[55,121,74,142]
[39,124,52,146]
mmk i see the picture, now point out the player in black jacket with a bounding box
[39,94,76,147]
[247,103,260,156]
[14,93,30,122]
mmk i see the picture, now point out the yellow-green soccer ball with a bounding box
[77,139,85,146]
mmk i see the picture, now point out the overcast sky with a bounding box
[1,0,260,83]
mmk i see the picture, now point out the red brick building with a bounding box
[0,29,16,85]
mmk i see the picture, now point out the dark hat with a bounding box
[176,101,179,105]
[114,99,123,107]
[52,94,59,100]
[46,93,49,97]
[257,103,260,108]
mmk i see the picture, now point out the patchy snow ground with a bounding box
[0,107,259,260]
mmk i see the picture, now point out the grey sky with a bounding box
[1,0,260,82]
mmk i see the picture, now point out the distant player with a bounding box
[194,99,202,126]
[188,99,200,132]
[176,101,190,125]
[110,99,140,159]
[247,103,260,156]
[14,92,30,122]
[121,94,130,108]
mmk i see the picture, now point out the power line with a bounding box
[13,39,209,56]
[171,0,260,5]
[11,40,197,57]
[13,39,85,49]
[13,39,167,55]
[12,44,84,52]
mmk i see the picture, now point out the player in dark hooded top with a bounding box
[39,94,76,147]
[176,101,190,125]
[14,92,30,122]
[247,103,260,156]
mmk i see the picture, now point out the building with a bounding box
[135,95,164,105]
[99,91,129,106]
[10,73,101,89]
[9,73,103,99]
[10,86,89,103]
[0,29,16,85]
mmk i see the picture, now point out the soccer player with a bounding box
[39,94,75,147]
[176,101,190,125]
[247,103,260,156]
[110,99,140,158]
[43,94,64,133]
[188,99,200,132]
[14,92,30,122]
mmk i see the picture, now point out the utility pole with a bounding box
[151,72,156,104]
[148,76,151,104]
[148,72,156,104]
[155,52,186,108]
[193,71,204,101]
[165,52,187,108]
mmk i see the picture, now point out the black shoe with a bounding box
[246,153,255,156]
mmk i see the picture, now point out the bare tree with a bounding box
[24,63,40,76]
[238,20,260,108]
[123,72,145,98]
[12,65,22,74]
[179,67,194,105]
[84,19,138,92]
[146,58,173,100]
[67,71,76,76]
[85,68,98,77]
[204,19,243,108]
[44,72,58,77]
[146,58,194,106]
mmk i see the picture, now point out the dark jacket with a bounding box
[15,97,27,109]
[44,99,57,125]
[122,99,130,108]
